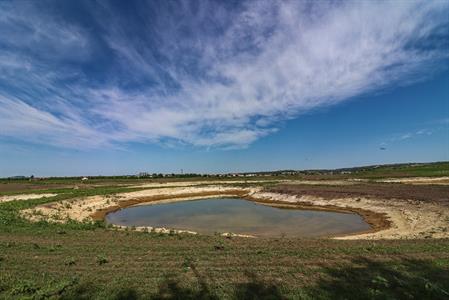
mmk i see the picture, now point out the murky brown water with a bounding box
[105,198,371,237]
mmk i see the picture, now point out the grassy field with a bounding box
[344,161,449,179]
[1,228,449,299]
[1,161,448,192]
[1,164,449,299]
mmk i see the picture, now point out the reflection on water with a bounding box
[105,198,371,237]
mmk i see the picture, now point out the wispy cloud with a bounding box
[0,1,448,149]
[381,128,434,147]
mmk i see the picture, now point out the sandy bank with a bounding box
[0,193,57,203]
[375,176,449,185]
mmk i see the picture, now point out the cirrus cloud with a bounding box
[0,0,448,149]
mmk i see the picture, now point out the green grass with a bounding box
[1,228,448,299]
[351,161,449,179]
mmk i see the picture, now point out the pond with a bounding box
[105,198,371,237]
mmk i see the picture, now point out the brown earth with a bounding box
[268,183,449,205]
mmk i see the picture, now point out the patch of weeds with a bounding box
[214,245,225,251]
[37,277,80,299]
[96,254,108,266]
[10,280,38,295]
[213,239,225,251]
[372,275,390,288]
[182,257,194,272]
[93,220,106,228]
[65,257,76,266]
[5,242,15,248]
[48,244,62,252]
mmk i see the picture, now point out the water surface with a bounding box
[106,198,370,237]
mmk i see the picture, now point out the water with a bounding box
[105,198,371,237]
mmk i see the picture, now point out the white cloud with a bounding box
[0,1,448,149]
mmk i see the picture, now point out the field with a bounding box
[1,162,449,299]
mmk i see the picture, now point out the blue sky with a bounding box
[0,0,448,176]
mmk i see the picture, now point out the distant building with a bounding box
[81,177,89,181]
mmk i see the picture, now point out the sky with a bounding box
[0,0,448,176]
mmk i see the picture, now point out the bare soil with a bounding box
[268,183,449,205]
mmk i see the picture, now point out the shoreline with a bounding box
[19,183,449,240]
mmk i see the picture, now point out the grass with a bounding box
[1,175,449,298]
[0,229,448,299]
[350,161,449,179]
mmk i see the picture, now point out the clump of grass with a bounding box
[11,280,38,295]
[96,255,108,266]
[65,257,76,266]
[182,257,193,272]
[214,239,225,251]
